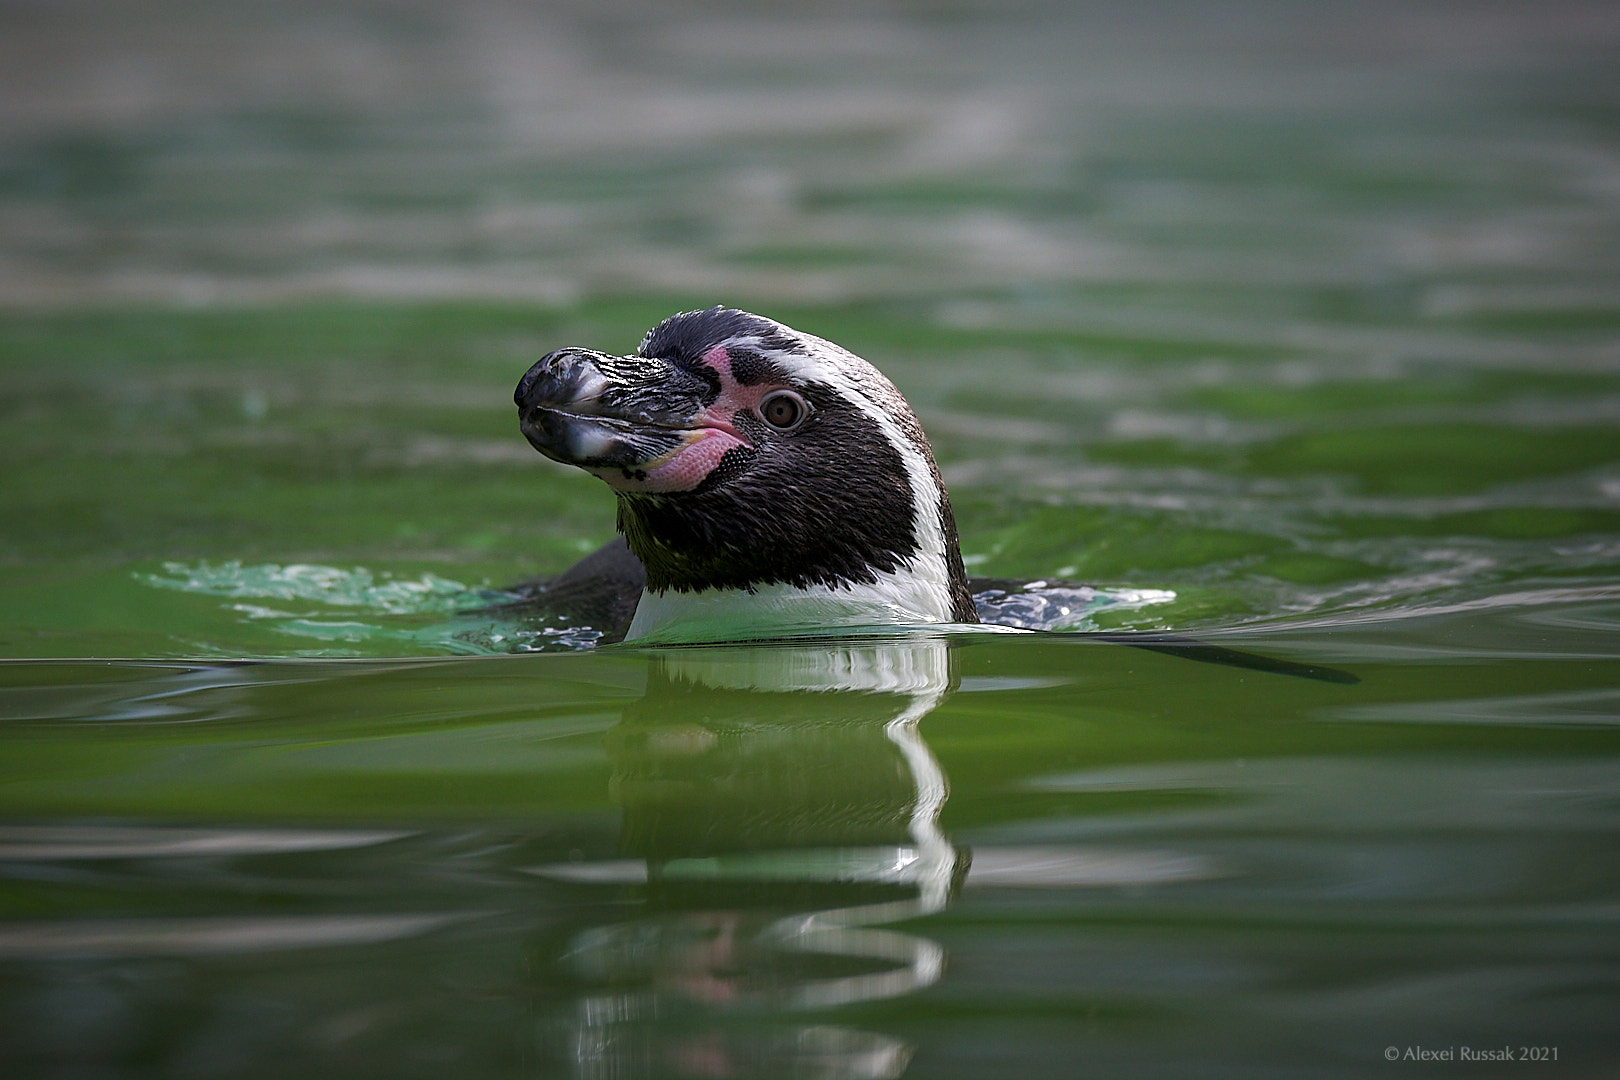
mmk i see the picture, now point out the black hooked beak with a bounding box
[514,348,716,472]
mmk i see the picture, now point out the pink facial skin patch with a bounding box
[586,346,774,493]
[589,426,748,494]
[700,345,734,380]
[700,345,772,412]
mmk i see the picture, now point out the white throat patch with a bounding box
[624,571,958,644]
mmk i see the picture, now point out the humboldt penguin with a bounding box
[512,306,974,643]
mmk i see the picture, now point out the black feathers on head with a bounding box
[640,307,799,372]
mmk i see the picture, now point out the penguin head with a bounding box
[516,307,973,618]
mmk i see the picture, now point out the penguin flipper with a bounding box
[485,536,647,642]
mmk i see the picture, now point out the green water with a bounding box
[4,1,1620,1076]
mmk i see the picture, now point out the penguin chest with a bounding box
[623,566,959,643]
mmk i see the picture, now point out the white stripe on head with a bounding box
[706,327,953,619]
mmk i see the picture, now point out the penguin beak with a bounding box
[515,348,749,492]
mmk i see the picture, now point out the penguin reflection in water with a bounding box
[526,638,963,1076]
[506,306,1353,683]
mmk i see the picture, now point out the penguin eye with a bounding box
[759,390,809,431]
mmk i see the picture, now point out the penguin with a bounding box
[511,306,973,643]
[506,307,1356,683]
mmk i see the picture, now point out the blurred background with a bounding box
[6,0,1619,308]
[2,0,1619,654]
